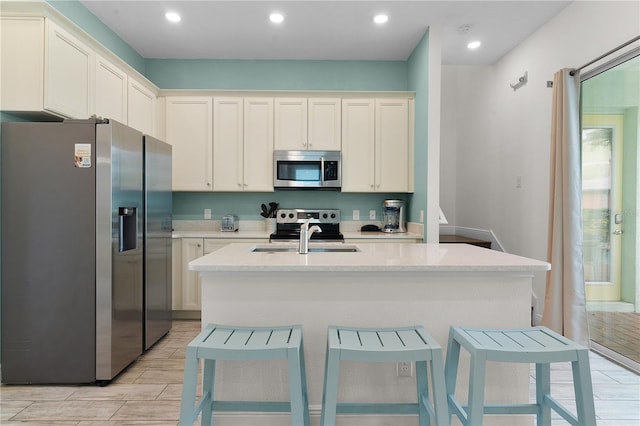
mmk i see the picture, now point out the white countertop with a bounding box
[172,230,423,240]
[189,242,550,273]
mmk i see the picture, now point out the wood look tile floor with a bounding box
[1,320,639,425]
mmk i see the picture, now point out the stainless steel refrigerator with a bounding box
[1,118,172,384]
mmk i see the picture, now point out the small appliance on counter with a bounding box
[221,214,239,231]
[382,199,407,233]
[270,208,343,242]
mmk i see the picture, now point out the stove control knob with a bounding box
[331,213,336,219]
[289,213,294,219]
[322,213,328,219]
[280,212,286,219]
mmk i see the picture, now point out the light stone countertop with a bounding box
[189,242,550,273]
[171,230,424,240]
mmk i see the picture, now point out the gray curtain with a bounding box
[542,68,590,346]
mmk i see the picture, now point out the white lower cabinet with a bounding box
[180,238,205,311]
[172,238,267,313]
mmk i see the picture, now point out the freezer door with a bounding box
[1,121,97,384]
[143,135,173,349]
[96,121,144,380]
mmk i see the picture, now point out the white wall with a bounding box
[441,0,640,322]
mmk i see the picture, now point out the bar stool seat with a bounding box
[445,326,596,426]
[320,325,449,426]
[179,324,310,426]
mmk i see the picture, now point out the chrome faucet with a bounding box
[299,217,322,254]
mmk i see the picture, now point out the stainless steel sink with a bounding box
[251,244,360,253]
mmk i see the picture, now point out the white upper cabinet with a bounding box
[166,96,213,191]
[274,97,341,151]
[375,98,413,192]
[342,98,413,193]
[1,17,45,113]
[1,17,94,119]
[213,97,274,192]
[45,20,95,119]
[243,97,274,191]
[308,98,341,151]
[341,99,376,192]
[94,55,127,123]
[274,98,307,150]
[213,97,244,191]
[127,78,156,136]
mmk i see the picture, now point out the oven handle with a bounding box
[321,157,325,186]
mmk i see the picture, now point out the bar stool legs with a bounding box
[445,326,597,426]
[320,325,449,426]
[179,324,310,426]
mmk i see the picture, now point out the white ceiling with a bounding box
[79,0,572,65]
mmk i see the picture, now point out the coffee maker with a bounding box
[382,199,407,233]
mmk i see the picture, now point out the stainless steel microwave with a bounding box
[273,150,341,189]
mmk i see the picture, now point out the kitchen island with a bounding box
[190,243,550,425]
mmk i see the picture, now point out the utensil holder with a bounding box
[265,218,276,234]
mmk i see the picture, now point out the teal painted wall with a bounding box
[173,192,408,222]
[407,29,430,230]
[146,59,407,91]
[46,0,146,74]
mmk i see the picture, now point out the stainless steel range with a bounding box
[270,208,343,242]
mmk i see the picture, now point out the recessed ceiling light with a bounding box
[373,14,388,24]
[270,13,284,24]
[467,40,481,50]
[165,12,181,23]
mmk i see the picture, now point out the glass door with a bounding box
[581,52,639,372]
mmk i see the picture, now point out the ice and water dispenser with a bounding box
[118,207,137,252]
[382,199,407,233]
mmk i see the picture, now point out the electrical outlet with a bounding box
[397,361,412,377]
[369,210,376,220]
[420,210,424,223]
[353,210,360,221]
[204,208,212,219]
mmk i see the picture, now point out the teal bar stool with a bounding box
[320,325,450,426]
[179,324,310,426]
[445,326,597,426]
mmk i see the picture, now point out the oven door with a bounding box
[273,151,341,189]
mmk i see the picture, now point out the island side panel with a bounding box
[200,270,533,425]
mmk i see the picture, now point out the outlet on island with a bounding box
[397,361,412,377]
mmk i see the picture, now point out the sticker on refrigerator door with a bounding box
[74,144,92,168]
